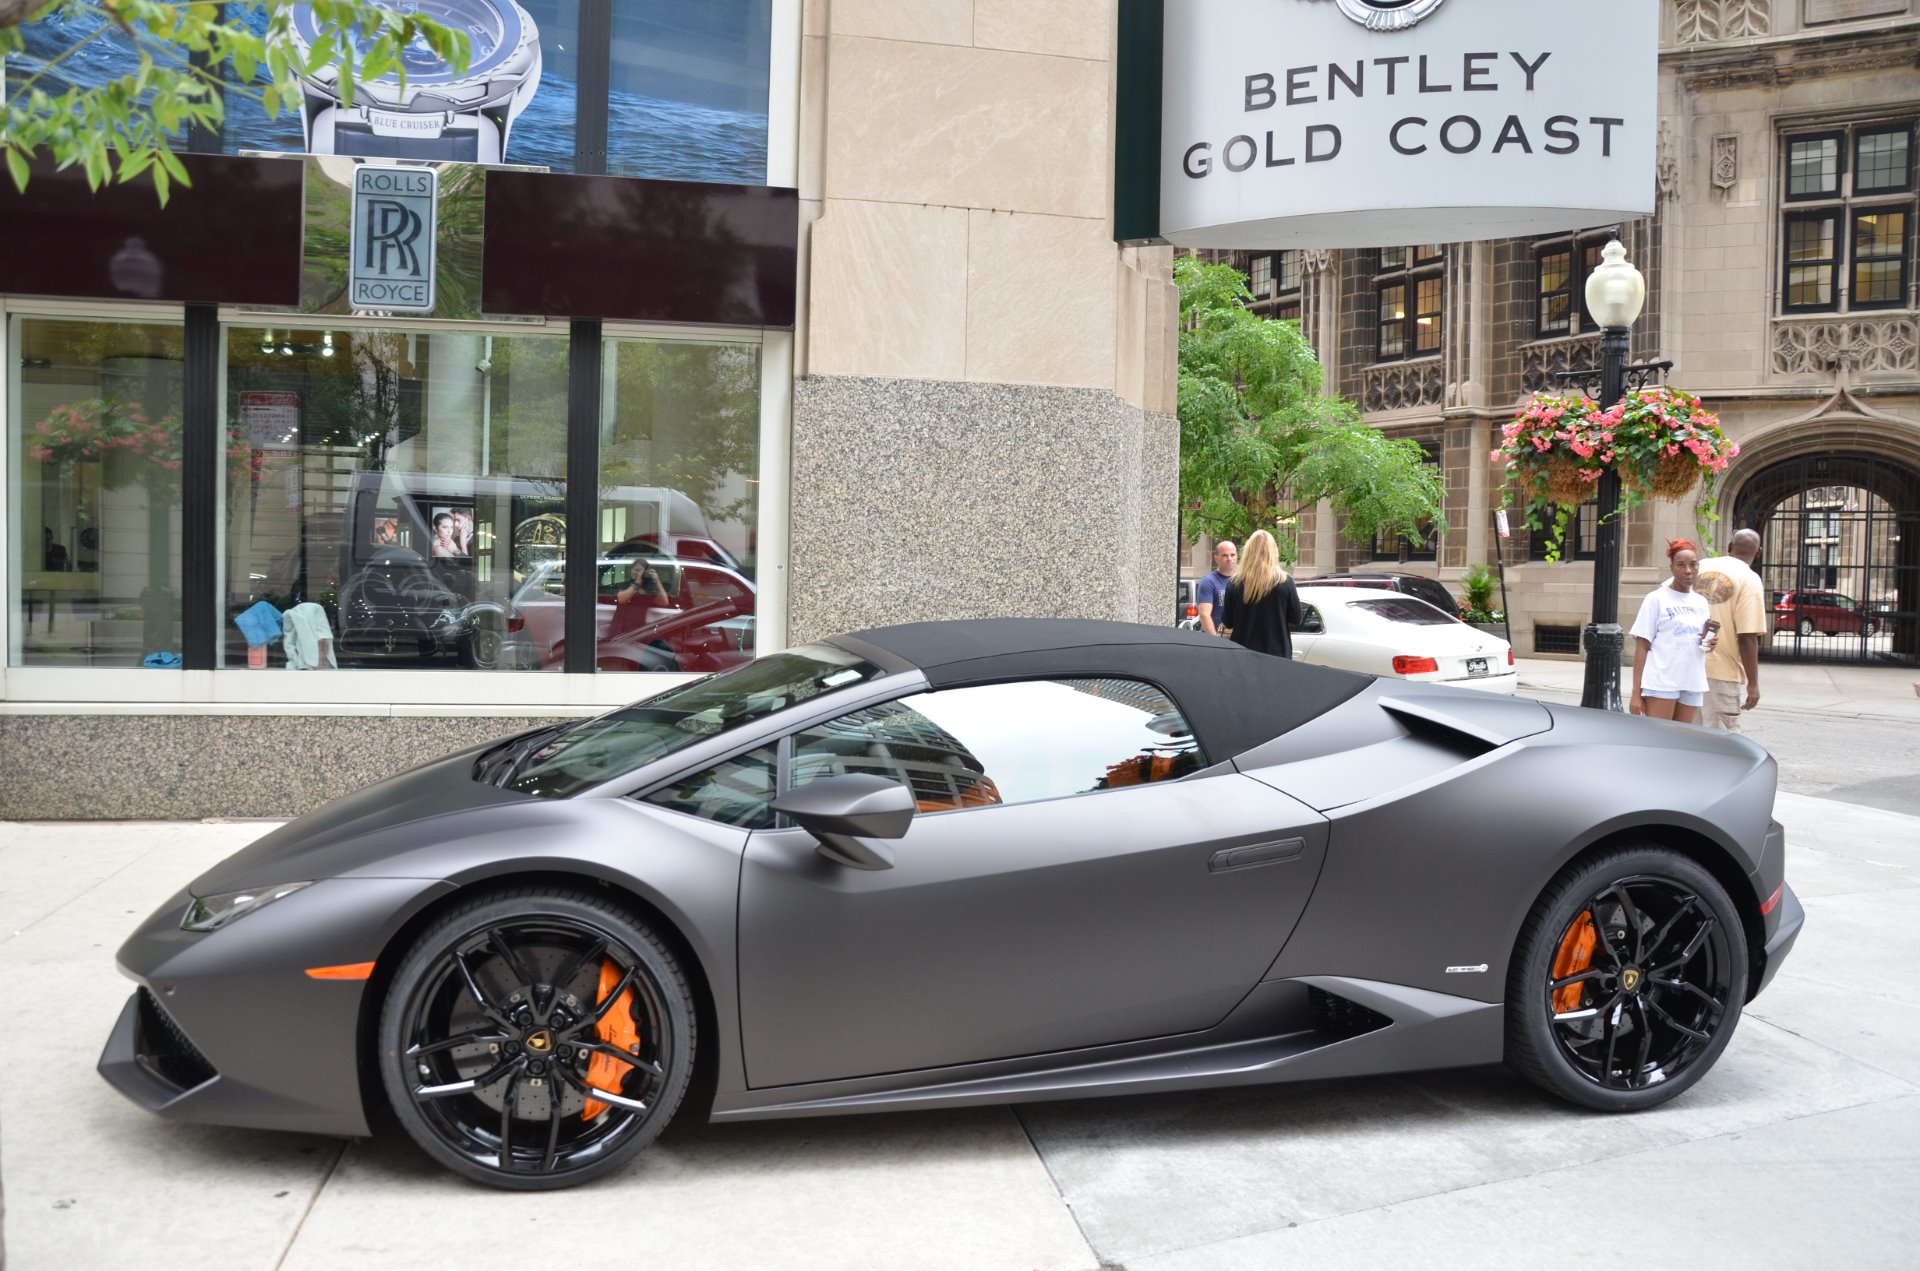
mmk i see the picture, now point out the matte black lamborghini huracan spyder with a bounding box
[101,620,1804,1189]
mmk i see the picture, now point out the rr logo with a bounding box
[363,198,425,277]
[349,165,438,312]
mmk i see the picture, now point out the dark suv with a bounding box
[1773,590,1879,637]
[1308,572,1462,620]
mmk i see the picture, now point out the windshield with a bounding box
[502,646,885,798]
[1347,596,1454,626]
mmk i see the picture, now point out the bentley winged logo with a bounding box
[1305,0,1449,32]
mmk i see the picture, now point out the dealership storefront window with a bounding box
[221,323,572,671]
[216,323,769,677]
[596,335,762,674]
[9,313,186,668]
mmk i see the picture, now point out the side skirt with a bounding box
[708,976,1503,1123]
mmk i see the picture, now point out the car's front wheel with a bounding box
[379,887,696,1189]
[1505,846,1747,1112]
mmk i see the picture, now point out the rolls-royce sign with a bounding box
[1115,0,1657,247]
[349,165,438,312]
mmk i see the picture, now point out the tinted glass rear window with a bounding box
[1348,596,1454,625]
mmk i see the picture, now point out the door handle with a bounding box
[1208,838,1306,873]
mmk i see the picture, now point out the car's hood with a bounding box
[191,740,535,895]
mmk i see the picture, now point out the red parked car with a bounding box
[1773,590,1879,637]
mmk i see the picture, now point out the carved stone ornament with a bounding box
[1363,359,1446,412]
[1521,334,1603,394]
[1772,315,1920,375]
[1673,0,1771,45]
[1657,122,1681,202]
[1711,135,1739,190]
[1302,248,1334,275]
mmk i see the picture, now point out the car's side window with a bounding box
[789,678,1205,814]
[641,745,777,830]
[1294,605,1324,634]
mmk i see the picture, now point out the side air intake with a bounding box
[1309,986,1393,1038]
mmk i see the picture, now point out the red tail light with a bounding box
[506,616,525,634]
[1507,647,1515,665]
[1759,882,1784,915]
[1185,604,1199,618]
[1392,655,1439,675]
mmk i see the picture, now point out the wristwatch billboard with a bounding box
[288,0,542,164]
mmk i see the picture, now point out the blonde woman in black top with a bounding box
[1219,529,1303,659]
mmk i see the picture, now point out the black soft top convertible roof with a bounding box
[831,619,1371,760]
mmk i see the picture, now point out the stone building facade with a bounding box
[1,1,1177,819]
[1197,0,1920,665]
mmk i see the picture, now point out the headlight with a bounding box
[182,882,312,932]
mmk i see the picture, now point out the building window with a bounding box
[1529,499,1600,561]
[1274,250,1302,321]
[1534,233,1610,337]
[10,314,186,668]
[597,335,762,673]
[1250,254,1272,297]
[1781,122,1915,314]
[1376,247,1443,361]
[220,324,572,671]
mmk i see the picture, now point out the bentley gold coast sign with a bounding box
[1114,0,1657,247]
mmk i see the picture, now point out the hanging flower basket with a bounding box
[1492,386,1737,562]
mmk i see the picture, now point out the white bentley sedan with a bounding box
[1291,585,1517,693]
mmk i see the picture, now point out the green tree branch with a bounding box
[1176,257,1445,565]
[2,0,470,203]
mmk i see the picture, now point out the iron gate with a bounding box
[1734,453,1919,667]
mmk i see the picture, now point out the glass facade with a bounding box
[9,315,186,667]
[221,325,571,671]
[592,336,761,673]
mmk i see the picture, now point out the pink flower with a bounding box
[29,446,52,461]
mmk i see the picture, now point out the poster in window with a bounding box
[429,506,475,559]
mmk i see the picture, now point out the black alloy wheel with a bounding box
[379,888,696,1189]
[1506,847,1747,1112]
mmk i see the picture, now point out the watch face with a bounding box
[291,0,529,87]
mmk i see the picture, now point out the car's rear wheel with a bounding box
[1505,847,1747,1112]
[379,888,695,1189]
[1797,617,1818,637]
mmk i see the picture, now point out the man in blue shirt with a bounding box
[1196,540,1237,637]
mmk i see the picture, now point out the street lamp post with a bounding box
[1578,240,1647,712]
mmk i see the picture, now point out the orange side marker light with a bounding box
[305,961,377,981]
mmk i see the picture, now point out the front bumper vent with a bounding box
[136,988,216,1091]
[1309,986,1392,1038]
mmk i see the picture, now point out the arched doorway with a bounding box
[1730,452,1919,666]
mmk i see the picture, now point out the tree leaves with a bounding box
[1176,257,1445,564]
[3,1,472,203]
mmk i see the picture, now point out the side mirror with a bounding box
[770,774,915,871]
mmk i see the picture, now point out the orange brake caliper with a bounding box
[1550,912,1598,1013]
[582,960,639,1121]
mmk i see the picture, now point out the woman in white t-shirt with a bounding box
[1629,538,1718,724]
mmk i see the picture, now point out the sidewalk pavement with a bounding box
[1514,655,1920,722]
[4,794,1917,1268]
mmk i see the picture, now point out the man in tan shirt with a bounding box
[1694,529,1765,731]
